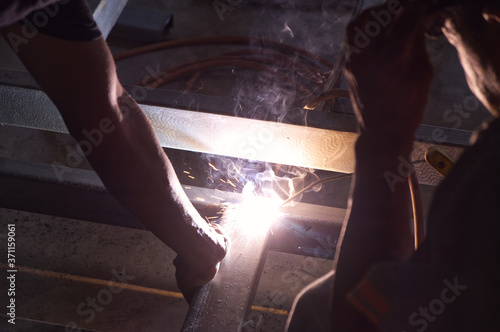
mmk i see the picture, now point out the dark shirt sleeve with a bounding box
[349,117,500,332]
[19,0,101,41]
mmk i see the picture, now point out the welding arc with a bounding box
[113,35,335,69]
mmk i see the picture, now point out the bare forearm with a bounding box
[331,136,414,330]
[3,26,226,299]
[63,88,220,266]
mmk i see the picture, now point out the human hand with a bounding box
[345,1,435,154]
[441,5,500,116]
[174,223,228,303]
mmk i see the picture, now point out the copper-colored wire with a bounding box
[141,58,314,98]
[306,89,351,108]
[114,35,335,69]
[409,170,425,249]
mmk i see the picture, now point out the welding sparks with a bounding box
[208,163,219,171]
[224,182,282,237]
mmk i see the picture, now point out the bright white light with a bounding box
[225,182,282,237]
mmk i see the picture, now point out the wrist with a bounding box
[355,135,413,175]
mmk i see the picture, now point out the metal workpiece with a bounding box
[0,157,345,258]
[182,202,345,331]
[182,218,271,332]
[0,156,344,331]
[0,84,469,186]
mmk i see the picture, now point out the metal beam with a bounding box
[0,84,467,186]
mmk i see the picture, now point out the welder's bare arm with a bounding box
[1,25,227,301]
[330,3,434,331]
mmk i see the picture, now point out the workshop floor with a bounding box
[0,0,494,331]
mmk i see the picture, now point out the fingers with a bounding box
[484,7,500,24]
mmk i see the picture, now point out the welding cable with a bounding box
[142,49,327,87]
[409,169,425,249]
[221,49,328,83]
[113,35,335,69]
[313,0,365,112]
[279,173,353,207]
[185,70,204,92]
[140,55,324,92]
[141,58,315,98]
[306,89,351,109]
[182,49,327,93]
[280,169,425,250]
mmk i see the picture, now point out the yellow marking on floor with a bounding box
[0,263,183,299]
[250,305,288,316]
[1,264,289,315]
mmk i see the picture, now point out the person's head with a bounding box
[435,1,500,116]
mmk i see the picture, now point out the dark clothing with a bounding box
[349,117,500,332]
[288,117,500,332]
[0,0,101,41]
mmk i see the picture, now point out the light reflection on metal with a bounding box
[182,211,271,332]
[0,85,469,186]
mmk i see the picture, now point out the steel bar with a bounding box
[0,84,468,186]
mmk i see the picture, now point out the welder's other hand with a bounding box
[174,223,228,304]
[344,1,435,154]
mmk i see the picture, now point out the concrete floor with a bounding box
[0,0,495,331]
